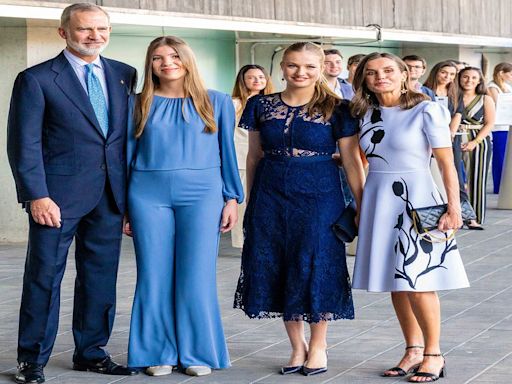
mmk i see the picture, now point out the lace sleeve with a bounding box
[331,100,359,140]
[239,95,261,131]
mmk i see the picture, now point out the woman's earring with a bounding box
[400,80,407,95]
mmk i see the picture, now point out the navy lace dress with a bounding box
[233,93,357,323]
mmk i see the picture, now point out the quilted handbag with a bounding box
[461,200,477,221]
[411,204,448,232]
[411,200,475,243]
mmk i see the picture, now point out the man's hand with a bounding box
[123,215,133,237]
[30,197,61,228]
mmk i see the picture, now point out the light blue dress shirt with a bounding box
[338,78,355,100]
[63,49,109,110]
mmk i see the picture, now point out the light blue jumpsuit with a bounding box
[126,90,243,369]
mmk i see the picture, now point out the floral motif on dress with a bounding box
[392,179,458,289]
[296,108,329,124]
[360,108,389,164]
[261,94,290,122]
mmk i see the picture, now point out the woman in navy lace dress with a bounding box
[233,42,365,376]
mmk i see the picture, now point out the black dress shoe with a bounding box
[73,355,138,376]
[15,362,45,384]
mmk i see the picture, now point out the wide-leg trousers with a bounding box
[127,168,230,369]
[465,132,492,224]
[453,135,475,215]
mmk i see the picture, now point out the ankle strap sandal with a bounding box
[408,353,446,382]
[381,346,424,377]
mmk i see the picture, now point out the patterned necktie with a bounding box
[85,63,109,137]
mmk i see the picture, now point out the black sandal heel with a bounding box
[465,220,484,230]
[382,345,424,377]
[409,353,446,382]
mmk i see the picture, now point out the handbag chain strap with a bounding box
[412,211,458,244]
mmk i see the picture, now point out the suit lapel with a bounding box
[102,58,126,140]
[52,52,105,138]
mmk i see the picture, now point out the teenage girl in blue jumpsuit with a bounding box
[124,36,243,376]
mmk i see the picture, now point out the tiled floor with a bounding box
[0,195,511,383]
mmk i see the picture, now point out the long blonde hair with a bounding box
[281,42,340,120]
[351,52,428,118]
[232,64,274,118]
[134,36,216,138]
[492,62,512,92]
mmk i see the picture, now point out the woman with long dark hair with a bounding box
[425,61,479,229]
[125,36,243,377]
[458,67,495,226]
[424,60,460,116]
[350,52,469,382]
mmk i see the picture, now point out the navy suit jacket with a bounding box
[7,51,137,218]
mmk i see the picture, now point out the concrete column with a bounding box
[0,20,63,243]
[26,20,64,66]
[0,22,28,242]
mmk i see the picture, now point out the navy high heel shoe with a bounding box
[280,352,307,375]
[301,351,328,376]
[280,365,303,375]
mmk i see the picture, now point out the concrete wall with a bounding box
[0,23,28,242]
[401,45,512,84]
[0,22,65,242]
[105,31,235,93]
[12,0,512,38]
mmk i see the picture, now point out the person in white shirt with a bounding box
[231,64,274,248]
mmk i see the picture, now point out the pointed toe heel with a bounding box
[301,350,328,376]
[280,365,302,375]
[301,366,327,376]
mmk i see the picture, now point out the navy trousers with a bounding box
[17,184,123,365]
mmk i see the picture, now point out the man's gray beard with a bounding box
[67,38,107,57]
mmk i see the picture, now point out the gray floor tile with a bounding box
[0,194,510,383]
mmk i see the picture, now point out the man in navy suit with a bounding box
[7,3,137,383]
